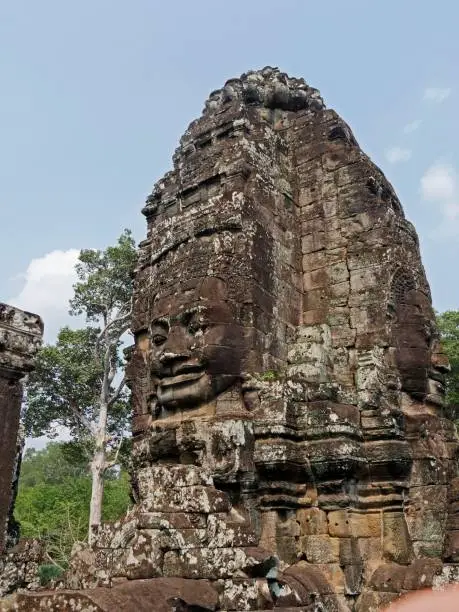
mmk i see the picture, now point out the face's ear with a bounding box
[134,329,150,353]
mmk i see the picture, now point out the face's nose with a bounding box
[158,325,190,364]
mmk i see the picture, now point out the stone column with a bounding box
[0,303,42,553]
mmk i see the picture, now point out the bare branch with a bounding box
[67,505,75,544]
[69,400,96,437]
[108,375,126,407]
[97,301,131,345]
[104,435,124,470]
[98,342,113,408]
[45,551,65,573]
[107,362,116,388]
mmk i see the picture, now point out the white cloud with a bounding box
[444,200,459,220]
[10,249,87,449]
[385,147,412,164]
[420,162,459,237]
[9,249,81,342]
[420,163,456,201]
[423,87,451,103]
[403,119,422,134]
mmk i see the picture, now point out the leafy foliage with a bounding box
[39,564,64,586]
[24,229,137,539]
[24,326,129,449]
[259,370,280,381]
[25,327,103,438]
[70,229,137,326]
[19,443,88,488]
[15,443,131,567]
[437,310,459,408]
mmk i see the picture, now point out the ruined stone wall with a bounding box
[0,304,42,553]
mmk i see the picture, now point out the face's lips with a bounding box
[172,362,204,375]
[159,369,205,388]
[430,379,445,394]
[429,368,445,380]
[429,368,446,387]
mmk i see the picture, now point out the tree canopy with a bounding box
[24,229,137,541]
[15,442,131,568]
[437,310,459,409]
[24,326,129,444]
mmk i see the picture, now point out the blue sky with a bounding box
[1,0,458,340]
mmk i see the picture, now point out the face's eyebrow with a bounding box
[151,317,169,329]
[178,307,200,324]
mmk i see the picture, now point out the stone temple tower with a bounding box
[14,68,459,611]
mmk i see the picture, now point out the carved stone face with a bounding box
[149,278,244,412]
[427,338,450,405]
[394,289,430,398]
[393,286,448,404]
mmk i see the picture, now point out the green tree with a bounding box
[19,443,88,488]
[25,230,136,543]
[436,310,459,410]
[15,442,130,568]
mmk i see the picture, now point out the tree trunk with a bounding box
[88,399,108,545]
[88,444,105,544]
[87,332,125,544]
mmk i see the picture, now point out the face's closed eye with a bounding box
[152,332,167,346]
[151,319,169,347]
